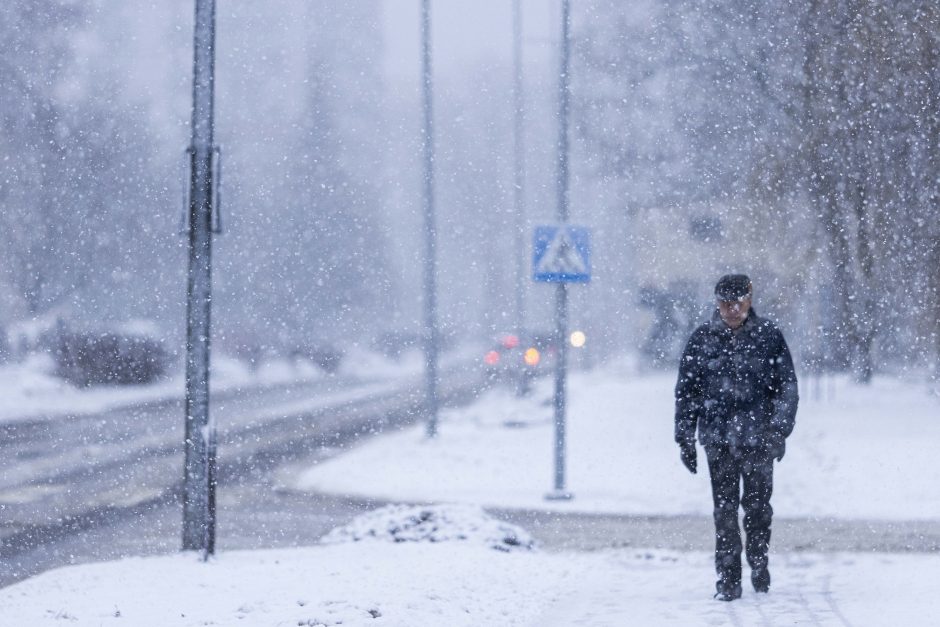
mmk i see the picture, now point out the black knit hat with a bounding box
[715,274,752,301]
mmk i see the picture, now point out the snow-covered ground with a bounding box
[292,358,940,521]
[3,357,939,625]
[0,347,425,424]
[1,503,937,626]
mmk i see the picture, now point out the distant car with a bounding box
[483,331,557,395]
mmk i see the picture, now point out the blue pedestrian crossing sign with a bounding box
[533,224,591,283]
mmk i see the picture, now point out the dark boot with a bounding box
[752,567,770,593]
[715,565,742,602]
[714,582,742,602]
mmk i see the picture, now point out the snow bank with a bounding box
[322,503,536,552]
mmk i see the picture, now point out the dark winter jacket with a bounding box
[674,308,798,453]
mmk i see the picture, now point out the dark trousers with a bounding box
[705,444,774,588]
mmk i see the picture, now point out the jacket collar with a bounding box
[709,306,759,333]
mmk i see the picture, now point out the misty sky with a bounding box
[381,0,559,81]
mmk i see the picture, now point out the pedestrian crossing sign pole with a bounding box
[533,224,591,501]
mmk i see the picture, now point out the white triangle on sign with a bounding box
[536,228,587,275]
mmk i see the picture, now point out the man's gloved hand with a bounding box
[679,442,697,474]
[768,432,786,462]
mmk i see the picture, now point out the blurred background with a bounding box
[1,0,938,388]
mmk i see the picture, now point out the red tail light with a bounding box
[484,350,501,366]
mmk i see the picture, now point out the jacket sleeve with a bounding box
[769,329,799,439]
[674,331,703,447]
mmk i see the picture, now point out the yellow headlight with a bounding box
[524,347,541,366]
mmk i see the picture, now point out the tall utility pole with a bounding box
[547,0,573,500]
[512,0,527,339]
[421,0,440,438]
[182,0,218,555]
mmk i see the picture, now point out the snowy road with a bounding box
[0,360,484,585]
[0,375,389,525]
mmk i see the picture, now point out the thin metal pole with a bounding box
[548,0,572,499]
[557,0,571,226]
[421,0,440,437]
[182,0,217,555]
[553,281,569,494]
[512,0,527,338]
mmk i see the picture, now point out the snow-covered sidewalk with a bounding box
[1,504,937,626]
[290,360,940,521]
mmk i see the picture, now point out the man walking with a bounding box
[674,274,798,601]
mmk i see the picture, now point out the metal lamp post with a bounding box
[182,0,219,556]
[512,0,527,340]
[421,0,440,438]
[546,0,573,501]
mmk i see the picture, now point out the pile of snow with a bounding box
[322,503,535,552]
